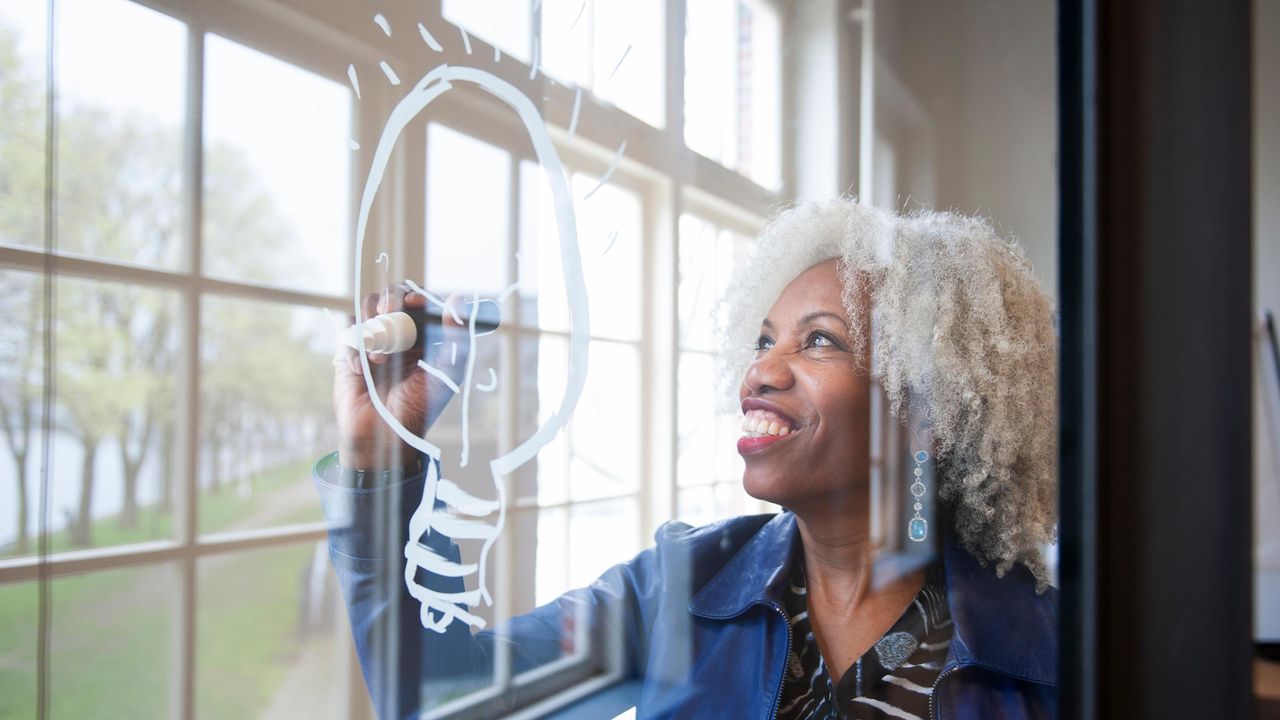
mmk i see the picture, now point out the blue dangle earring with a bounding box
[908,450,929,542]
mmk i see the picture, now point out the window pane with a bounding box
[199,297,337,534]
[0,1,48,253]
[677,482,752,528]
[534,505,568,606]
[539,0,591,88]
[50,277,179,553]
[0,270,46,560]
[426,123,511,297]
[568,340,640,501]
[678,215,752,352]
[685,0,782,189]
[196,542,345,719]
[677,351,745,491]
[443,0,531,63]
[567,498,639,590]
[203,34,351,295]
[56,0,186,268]
[541,0,665,129]
[518,163,644,341]
[49,564,176,718]
[523,337,640,506]
[0,580,37,718]
[590,0,664,128]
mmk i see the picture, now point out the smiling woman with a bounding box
[317,197,1059,719]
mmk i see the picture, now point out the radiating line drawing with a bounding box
[347,64,361,99]
[602,229,619,255]
[348,138,361,150]
[583,140,627,200]
[419,22,443,52]
[568,87,583,138]
[352,64,590,634]
[373,13,391,36]
[460,26,473,55]
[380,61,401,85]
[605,44,632,83]
[570,0,587,30]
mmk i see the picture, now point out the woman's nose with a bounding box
[743,350,794,394]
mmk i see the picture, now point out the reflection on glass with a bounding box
[50,565,175,718]
[426,123,511,297]
[203,34,351,295]
[54,0,186,269]
[0,1,48,253]
[541,0,665,128]
[685,0,781,189]
[196,543,344,719]
[199,297,336,534]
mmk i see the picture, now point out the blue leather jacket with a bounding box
[315,457,1057,719]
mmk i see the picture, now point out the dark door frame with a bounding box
[1057,0,1253,717]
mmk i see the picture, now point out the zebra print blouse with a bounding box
[776,556,952,720]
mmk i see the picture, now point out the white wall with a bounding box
[871,0,1058,298]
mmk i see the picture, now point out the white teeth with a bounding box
[739,412,795,437]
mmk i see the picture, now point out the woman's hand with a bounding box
[333,284,467,470]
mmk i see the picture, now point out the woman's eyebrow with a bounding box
[798,310,849,329]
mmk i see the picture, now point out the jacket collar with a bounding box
[687,511,1057,686]
[688,512,799,618]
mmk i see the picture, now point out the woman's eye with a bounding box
[754,335,774,352]
[807,332,837,349]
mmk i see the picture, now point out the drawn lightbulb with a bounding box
[349,54,590,633]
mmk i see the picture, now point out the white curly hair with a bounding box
[715,197,1058,590]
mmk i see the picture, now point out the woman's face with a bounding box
[738,259,871,512]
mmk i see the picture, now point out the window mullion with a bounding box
[172,22,204,720]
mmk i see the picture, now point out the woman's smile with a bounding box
[738,398,804,455]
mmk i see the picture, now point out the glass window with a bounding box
[51,277,179,553]
[54,0,186,269]
[426,123,511,297]
[685,0,782,189]
[442,0,531,64]
[50,565,176,717]
[0,1,49,254]
[676,215,754,522]
[203,34,352,296]
[198,297,337,534]
[196,543,345,718]
[541,0,666,128]
[519,163,645,341]
[0,580,37,717]
[0,270,45,560]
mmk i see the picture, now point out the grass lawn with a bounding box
[0,456,335,719]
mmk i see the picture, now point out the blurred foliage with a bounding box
[0,19,336,550]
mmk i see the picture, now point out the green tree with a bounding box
[0,24,46,554]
